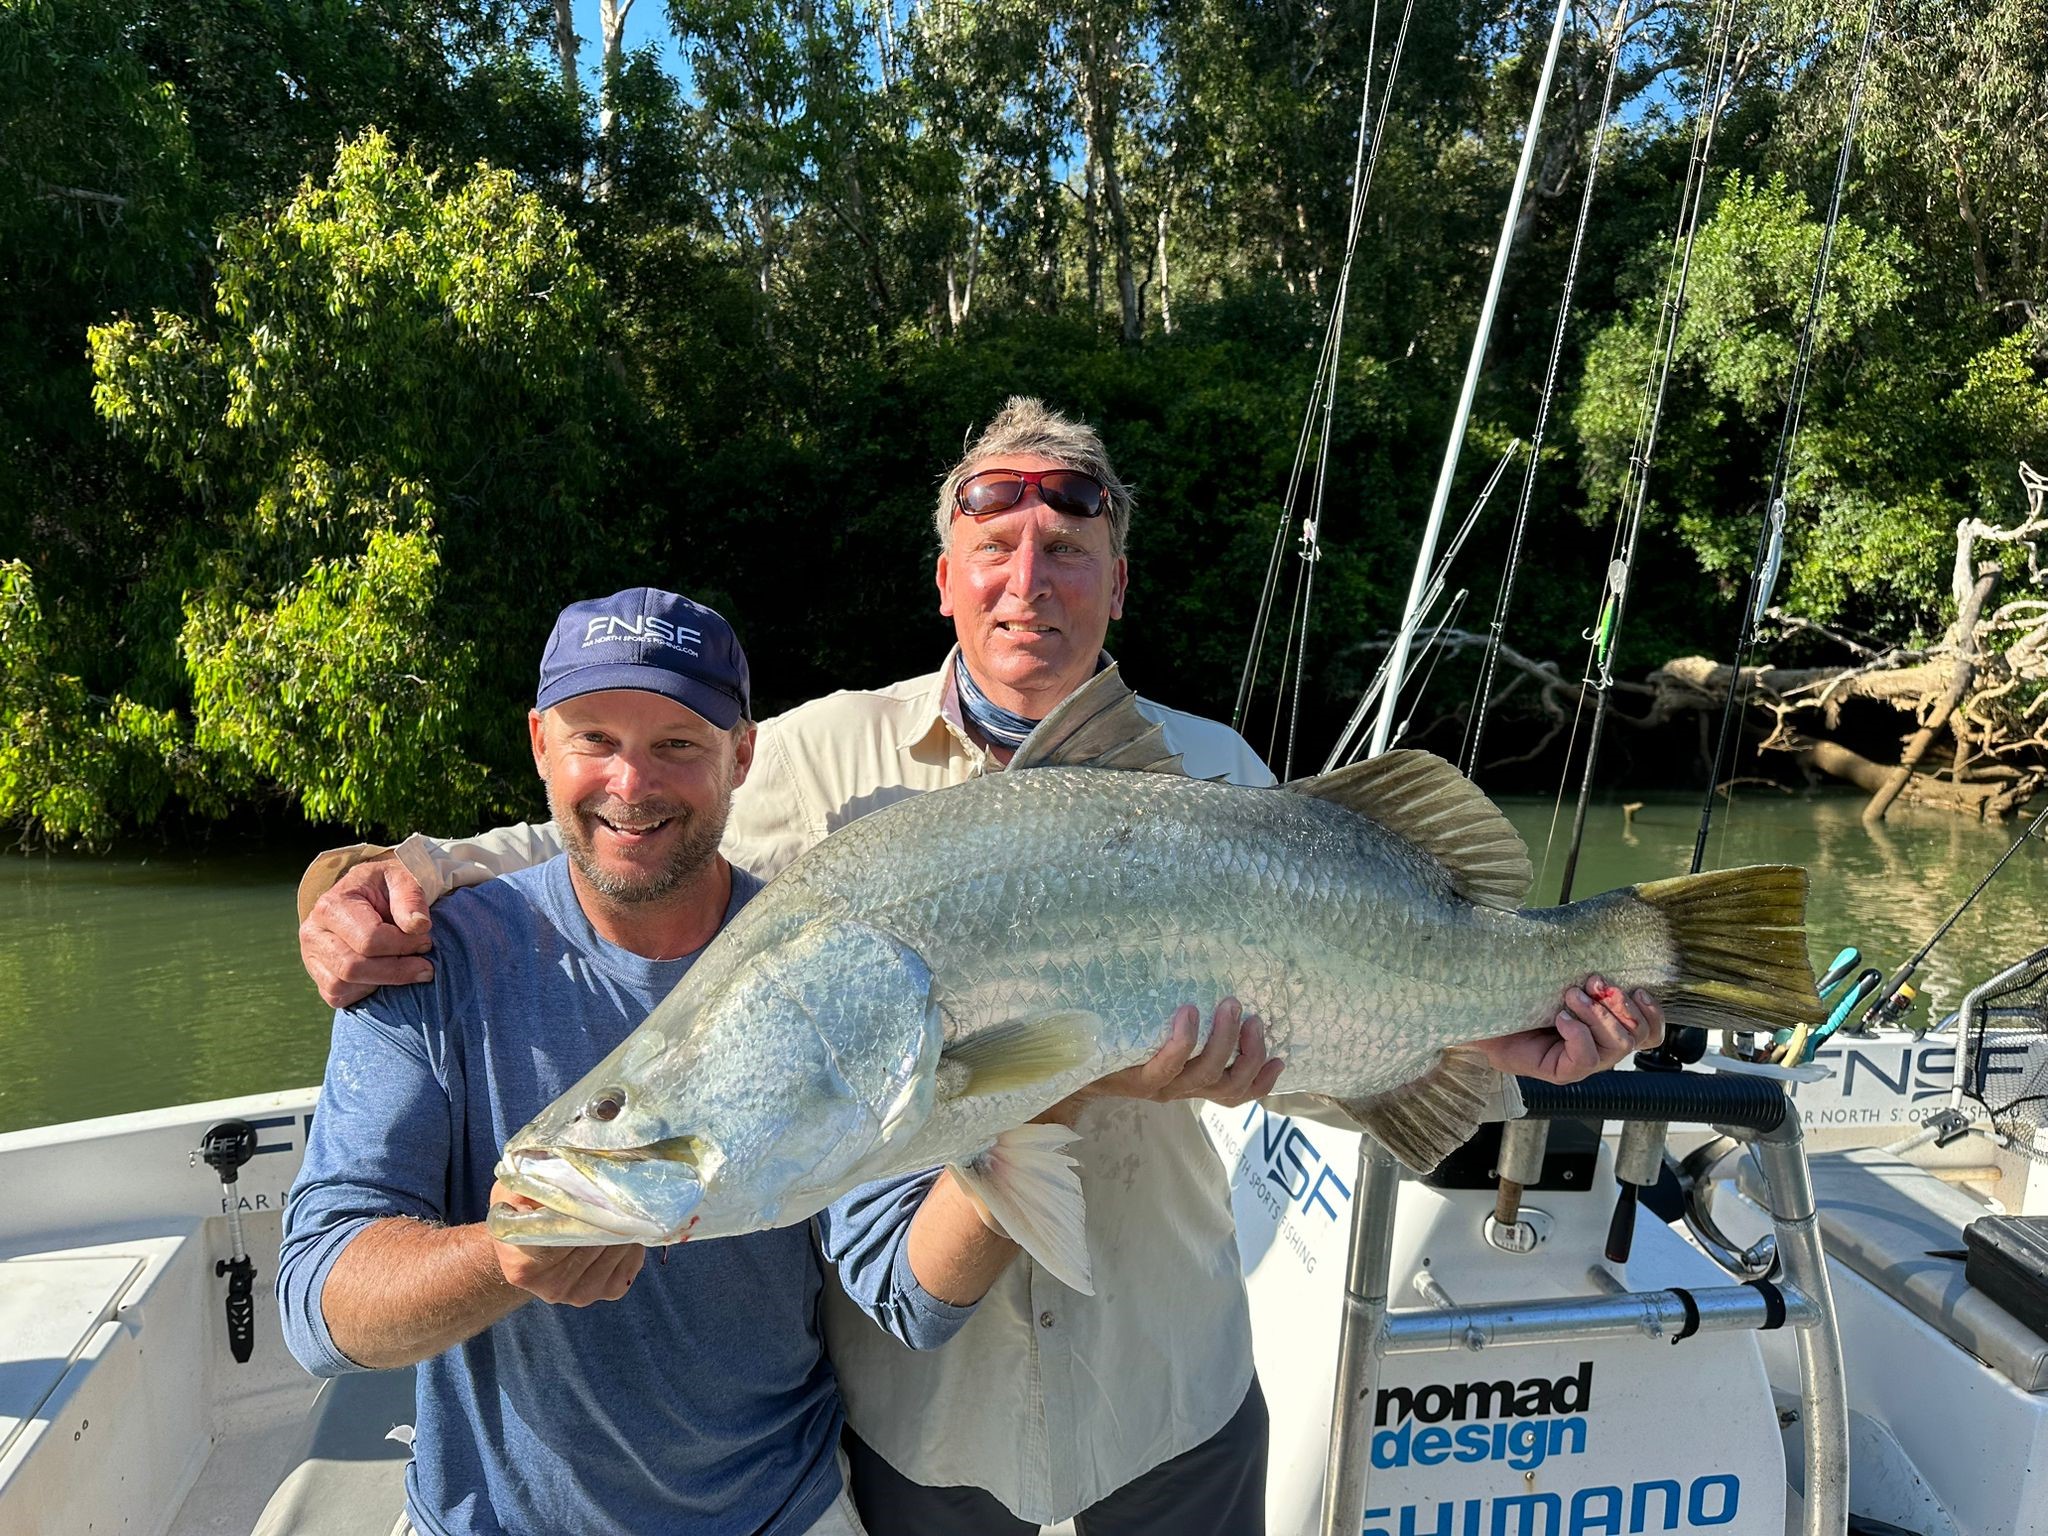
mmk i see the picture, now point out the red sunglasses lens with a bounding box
[1038,471,1106,517]
[959,473,1028,516]
[955,469,1107,518]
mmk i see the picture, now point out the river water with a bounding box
[2,793,2044,1136]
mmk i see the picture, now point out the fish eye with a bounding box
[586,1088,627,1123]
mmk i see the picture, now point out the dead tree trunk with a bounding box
[1863,561,1999,823]
[1797,738,2034,818]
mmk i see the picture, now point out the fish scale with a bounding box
[491,666,1817,1294]
[801,770,1532,1073]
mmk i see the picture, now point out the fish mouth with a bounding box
[496,1136,712,1243]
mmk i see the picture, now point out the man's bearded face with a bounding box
[534,690,743,908]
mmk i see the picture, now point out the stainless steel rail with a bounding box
[1379,1279,1818,1353]
[1749,1115,1849,1536]
[1317,1102,1850,1536]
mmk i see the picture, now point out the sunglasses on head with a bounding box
[953,467,1109,520]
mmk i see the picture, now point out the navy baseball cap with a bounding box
[536,588,751,729]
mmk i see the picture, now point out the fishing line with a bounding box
[1690,0,1886,879]
[1264,548,1312,770]
[1552,0,1744,905]
[1389,588,1472,750]
[1236,0,1416,768]
[1863,798,2048,1028]
[1325,444,1520,770]
[1463,0,1632,782]
[1274,0,1418,777]
[1362,0,1574,765]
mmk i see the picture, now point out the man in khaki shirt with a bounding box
[298,397,1660,1532]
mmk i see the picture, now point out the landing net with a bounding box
[1959,944,2048,1163]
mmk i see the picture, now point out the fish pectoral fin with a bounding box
[937,1011,1102,1098]
[950,1123,1094,1295]
[1315,1045,1505,1174]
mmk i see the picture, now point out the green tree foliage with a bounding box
[85,130,628,831]
[181,527,485,827]
[0,559,182,843]
[4,0,2045,842]
[1577,107,2047,646]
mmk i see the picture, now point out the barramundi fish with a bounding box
[489,665,1817,1291]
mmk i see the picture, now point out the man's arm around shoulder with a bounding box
[297,822,564,1008]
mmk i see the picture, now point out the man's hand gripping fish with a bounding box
[490,665,1818,1292]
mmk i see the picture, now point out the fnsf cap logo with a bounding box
[583,615,703,654]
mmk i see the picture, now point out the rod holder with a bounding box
[1494,1117,1551,1227]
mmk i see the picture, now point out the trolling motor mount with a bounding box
[198,1119,260,1364]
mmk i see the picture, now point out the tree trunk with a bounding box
[1083,140,1101,316]
[1073,15,1139,341]
[841,161,892,324]
[873,0,897,87]
[1155,198,1172,336]
[1947,136,1995,306]
[550,0,579,98]
[1864,562,2000,823]
[946,212,981,330]
[595,0,635,198]
[551,0,582,195]
[1102,158,1140,342]
[1800,739,2033,818]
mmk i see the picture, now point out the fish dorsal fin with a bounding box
[1289,750,1531,910]
[1007,664,1186,775]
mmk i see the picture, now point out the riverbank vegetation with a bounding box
[4,0,2045,844]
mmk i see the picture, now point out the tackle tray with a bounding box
[1964,1216,2048,1339]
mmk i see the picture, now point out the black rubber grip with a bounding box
[1604,1181,1638,1266]
[1670,1286,1701,1343]
[1515,1069,1788,1134]
[1747,1278,1788,1330]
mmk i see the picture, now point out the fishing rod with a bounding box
[1385,588,1473,752]
[1766,947,1879,1067]
[1549,0,1742,906]
[1462,0,1632,781]
[1323,8,1575,1533]
[1236,0,1416,775]
[1529,0,1741,1271]
[1674,0,1884,1080]
[1689,0,1886,878]
[1325,443,1520,771]
[1860,797,2048,1028]
[1363,0,1570,765]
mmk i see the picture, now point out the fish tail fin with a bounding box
[1632,865,1821,1031]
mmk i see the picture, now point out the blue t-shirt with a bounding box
[277,858,843,1536]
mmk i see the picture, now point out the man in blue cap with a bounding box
[277,589,872,1536]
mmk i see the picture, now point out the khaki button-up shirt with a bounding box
[299,651,1279,1523]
